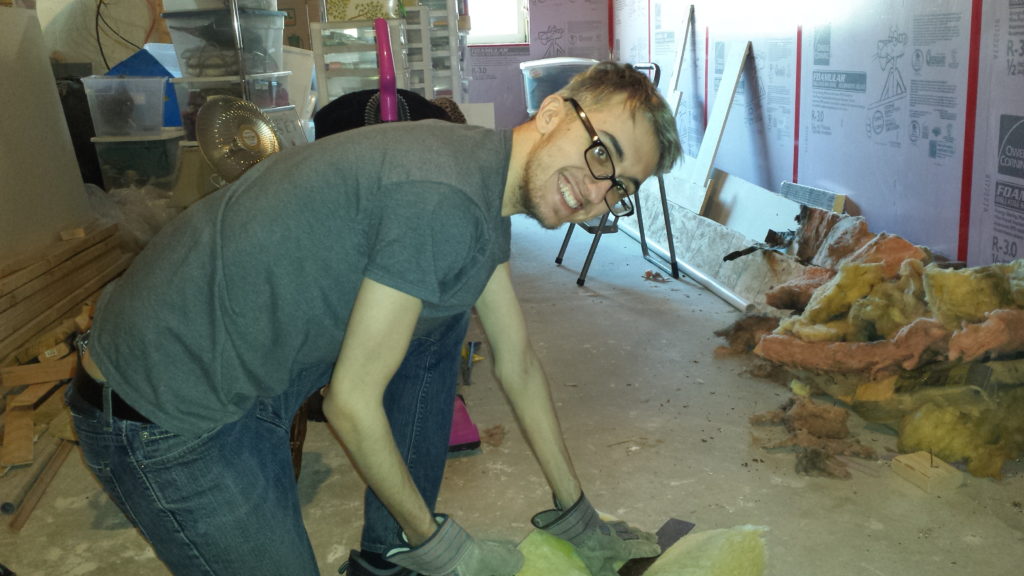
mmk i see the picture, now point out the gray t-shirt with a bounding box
[91,120,512,435]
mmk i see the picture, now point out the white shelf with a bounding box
[311,19,409,106]
[402,2,464,101]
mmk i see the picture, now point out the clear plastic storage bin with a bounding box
[519,57,598,115]
[163,9,286,77]
[171,72,292,140]
[82,75,168,136]
[92,128,185,190]
[162,0,277,10]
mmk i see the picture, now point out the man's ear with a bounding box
[533,94,566,135]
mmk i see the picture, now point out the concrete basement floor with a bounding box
[2,215,1023,575]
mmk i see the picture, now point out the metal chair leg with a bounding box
[577,213,612,286]
[555,222,576,265]
[657,175,680,278]
[635,176,680,279]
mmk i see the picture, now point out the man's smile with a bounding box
[559,174,582,210]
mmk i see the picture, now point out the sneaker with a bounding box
[339,550,418,576]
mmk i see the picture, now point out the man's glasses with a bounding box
[566,98,636,217]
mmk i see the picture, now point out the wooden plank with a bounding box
[0,246,123,336]
[10,381,62,409]
[9,439,73,532]
[0,355,77,390]
[12,317,79,366]
[36,341,72,363]
[0,429,60,515]
[0,222,115,297]
[892,451,963,494]
[0,252,132,362]
[679,41,751,215]
[0,234,122,316]
[32,382,69,428]
[0,400,33,467]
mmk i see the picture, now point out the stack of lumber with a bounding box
[0,222,134,530]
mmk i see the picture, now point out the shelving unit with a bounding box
[403,0,465,101]
[310,19,409,107]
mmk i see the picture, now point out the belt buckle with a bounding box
[74,330,90,358]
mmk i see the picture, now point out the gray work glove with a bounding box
[531,493,660,576]
[387,514,523,576]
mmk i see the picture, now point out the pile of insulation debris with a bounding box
[720,206,1024,478]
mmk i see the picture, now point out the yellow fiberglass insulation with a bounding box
[517,525,768,576]
[776,316,856,343]
[898,389,1024,478]
[516,530,591,576]
[644,525,768,576]
[1009,259,1024,307]
[801,262,886,325]
[848,259,930,341]
[924,263,1015,330]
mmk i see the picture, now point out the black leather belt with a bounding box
[72,364,151,423]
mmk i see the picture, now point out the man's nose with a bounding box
[581,176,609,206]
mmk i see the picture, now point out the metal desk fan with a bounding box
[195,94,280,184]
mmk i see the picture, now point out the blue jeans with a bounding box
[68,312,469,575]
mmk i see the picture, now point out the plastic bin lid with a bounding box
[161,9,287,17]
[520,57,599,71]
[169,71,292,84]
[91,127,186,143]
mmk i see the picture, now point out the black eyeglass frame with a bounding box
[566,98,636,218]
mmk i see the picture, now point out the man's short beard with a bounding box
[519,155,560,230]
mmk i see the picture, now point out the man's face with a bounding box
[520,95,659,230]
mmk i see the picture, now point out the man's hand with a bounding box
[532,493,660,576]
[387,515,523,576]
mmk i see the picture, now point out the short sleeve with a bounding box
[363,182,488,307]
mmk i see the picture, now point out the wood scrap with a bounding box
[0,251,132,363]
[0,354,77,390]
[60,226,87,241]
[0,222,116,297]
[0,240,124,336]
[1,398,34,467]
[9,439,73,532]
[0,429,61,516]
[36,341,72,364]
[0,222,129,364]
[9,381,63,409]
[13,315,81,365]
[891,451,963,494]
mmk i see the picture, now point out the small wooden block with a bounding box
[36,342,71,363]
[59,227,87,241]
[892,451,963,494]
